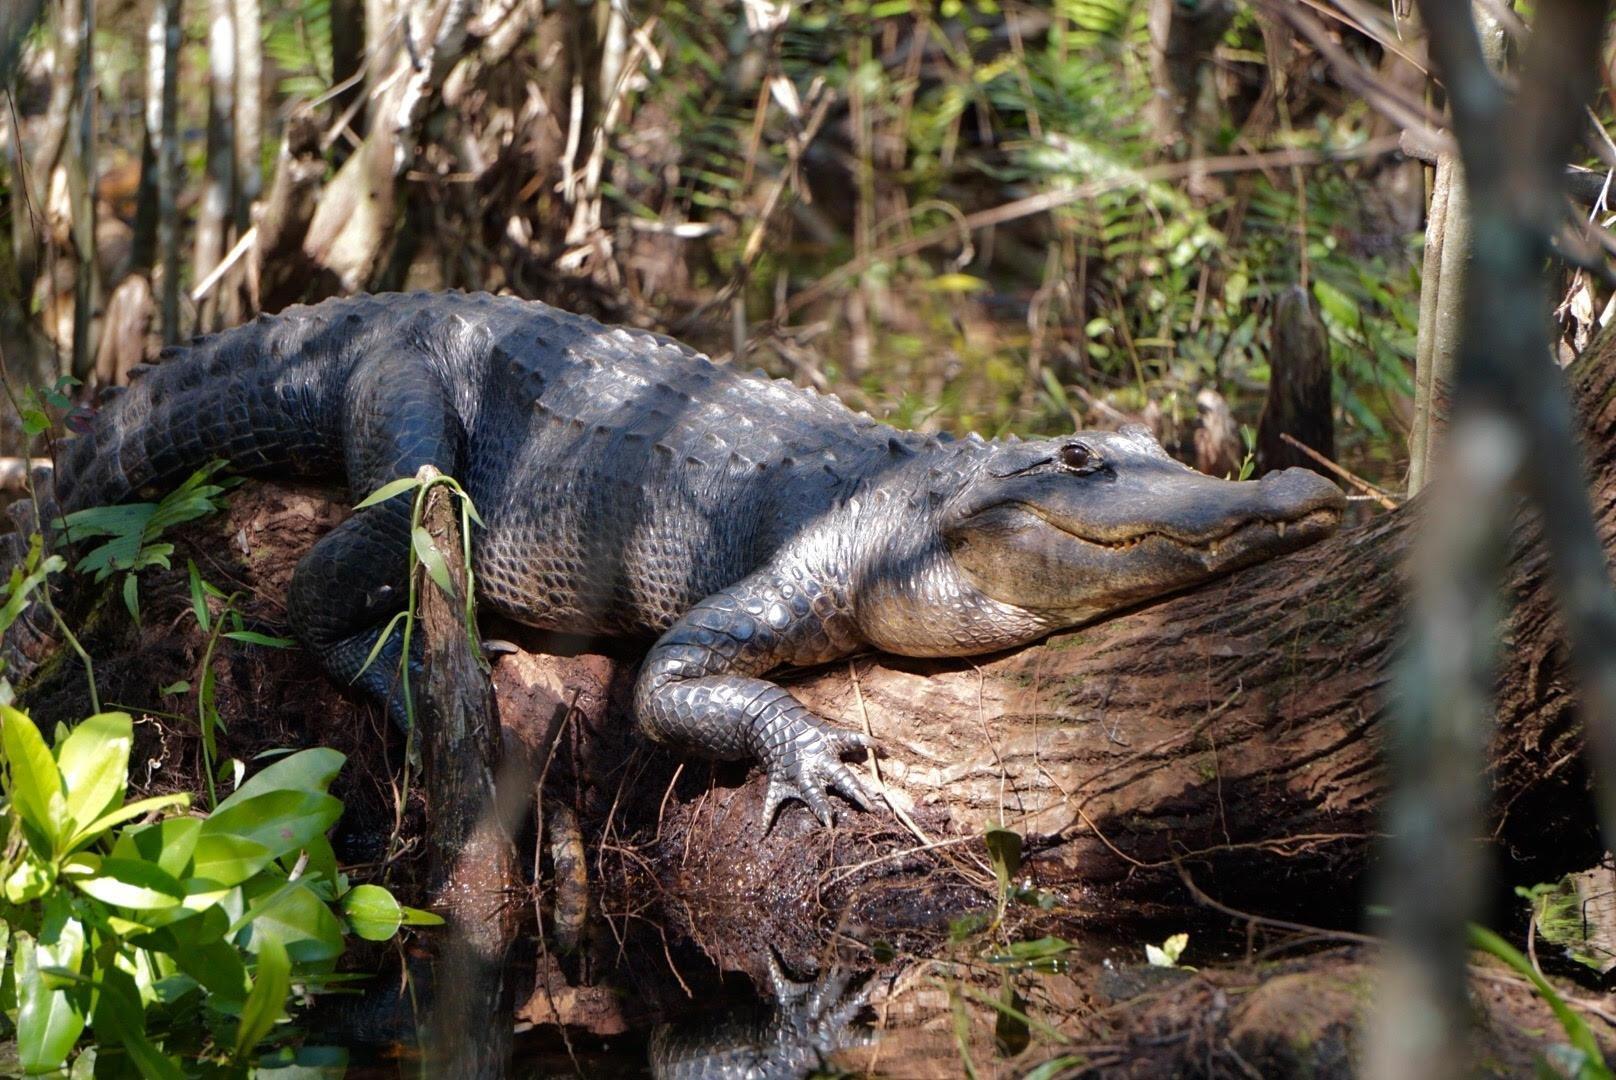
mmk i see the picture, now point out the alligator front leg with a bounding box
[633,568,876,828]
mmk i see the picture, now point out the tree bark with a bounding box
[194,0,236,333]
[414,470,522,1077]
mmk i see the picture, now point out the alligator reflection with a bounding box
[647,958,873,1080]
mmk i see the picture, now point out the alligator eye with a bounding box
[1060,443,1097,472]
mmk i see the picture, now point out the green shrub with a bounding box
[0,705,439,1074]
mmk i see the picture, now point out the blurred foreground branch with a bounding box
[1373,2,1616,1078]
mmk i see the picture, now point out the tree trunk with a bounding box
[414,470,521,1077]
[156,0,182,343]
[194,0,236,332]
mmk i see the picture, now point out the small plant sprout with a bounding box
[1145,933,1189,969]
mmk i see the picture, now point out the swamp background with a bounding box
[5,0,1616,1076]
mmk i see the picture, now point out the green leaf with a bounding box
[1145,933,1188,968]
[0,538,62,638]
[353,476,421,509]
[234,934,290,1059]
[187,560,210,633]
[56,712,131,835]
[75,794,192,852]
[987,936,1073,966]
[217,747,344,809]
[247,881,345,964]
[1021,1056,1088,1080]
[202,790,342,867]
[222,630,296,648]
[400,905,445,928]
[2,704,69,856]
[341,884,403,941]
[71,858,185,910]
[122,574,140,623]
[985,826,1022,897]
[355,612,407,677]
[412,526,453,593]
[190,833,277,888]
[169,938,249,1005]
[15,908,87,1073]
[1469,923,1613,1078]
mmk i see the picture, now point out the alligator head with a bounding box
[939,424,1345,628]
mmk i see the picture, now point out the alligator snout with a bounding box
[1255,467,1348,524]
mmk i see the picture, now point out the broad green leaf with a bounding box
[190,833,276,888]
[73,794,192,852]
[217,748,344,809]
[59,503,155,540]
[340,885,402,941]
[234,934,290,1058]
[56,712,132,834]
[294,834,340,889]
[16,904,87,1073]
[72,859,185,910]
[353,476,420,509]
[412,526,453,593]
[4,857,51,904]
[227,872,309,938]
[201,790,342,863]
[1,705,69,856]
[246,882,345,964]
[170,938,249,1005]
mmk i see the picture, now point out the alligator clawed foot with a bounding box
[761,722,878,830]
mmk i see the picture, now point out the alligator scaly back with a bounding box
[54,299,377,514]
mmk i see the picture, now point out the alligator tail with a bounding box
[53,306,356,515]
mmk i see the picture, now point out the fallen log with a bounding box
[11,341,1616,925]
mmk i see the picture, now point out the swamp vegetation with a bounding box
[3,0,1616,1076]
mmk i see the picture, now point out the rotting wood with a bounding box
[1257,285,1334,477]
[414,466,522,1076]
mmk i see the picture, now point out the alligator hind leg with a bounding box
[632,565,876,829]
[287,362,465,726]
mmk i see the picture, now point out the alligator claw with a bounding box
[760,722,878,830]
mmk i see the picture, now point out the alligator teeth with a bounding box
[1276,521,1288,538]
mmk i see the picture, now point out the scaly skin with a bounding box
[53,291,1346,828]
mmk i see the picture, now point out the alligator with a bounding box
[52,291,1345,827]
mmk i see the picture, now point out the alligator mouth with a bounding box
[1044,507,1343,559]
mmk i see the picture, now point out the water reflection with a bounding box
[647,958,873,1079]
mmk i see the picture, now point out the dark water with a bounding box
[299,921,887,1079]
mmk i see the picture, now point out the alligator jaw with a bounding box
[1047,505,1344,570]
